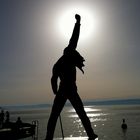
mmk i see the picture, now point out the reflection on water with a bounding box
[69,113,107,118]
[67,106,133,140]
[55,137,98,140]
[68,106,107,119]
[66,106,108,138]
[68,107,102,113]
[90,118,107,122]
[7,105,140,140]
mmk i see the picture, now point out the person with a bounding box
[121,118,127,130]
[5,111,10,123]
[45,14,98,140]
[16,117,22,126]
[0,109,4,128]
[4,111,10,128]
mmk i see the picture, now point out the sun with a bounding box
[57,6,98,42]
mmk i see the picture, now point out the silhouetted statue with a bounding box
[45,14,98,140]
[121,119,127,130]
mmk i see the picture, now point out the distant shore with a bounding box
[1,98,140,110]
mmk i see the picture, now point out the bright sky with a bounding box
[0,0,140,105]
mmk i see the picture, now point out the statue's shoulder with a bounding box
[53,56,64,70]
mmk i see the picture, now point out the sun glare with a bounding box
[57,6,98,41]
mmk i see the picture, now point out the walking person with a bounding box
[45,14,98,140]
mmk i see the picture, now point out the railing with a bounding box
[0,120,39,140]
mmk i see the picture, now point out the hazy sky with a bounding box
[0,0,140,105]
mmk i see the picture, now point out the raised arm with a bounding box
[68,14,81,50]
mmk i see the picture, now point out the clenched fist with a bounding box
[75,14,81,22]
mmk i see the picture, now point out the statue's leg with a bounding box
[69,92,98,139]
[45,93,67,140]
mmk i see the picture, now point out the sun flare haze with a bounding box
[0,0,140,105]
[57,6,98,41]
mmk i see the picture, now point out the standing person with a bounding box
[0,110,4,128]
[5,111,10,123]
[45,14,98,140]
[121,118,127,130]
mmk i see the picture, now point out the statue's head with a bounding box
[63,47,85,73]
